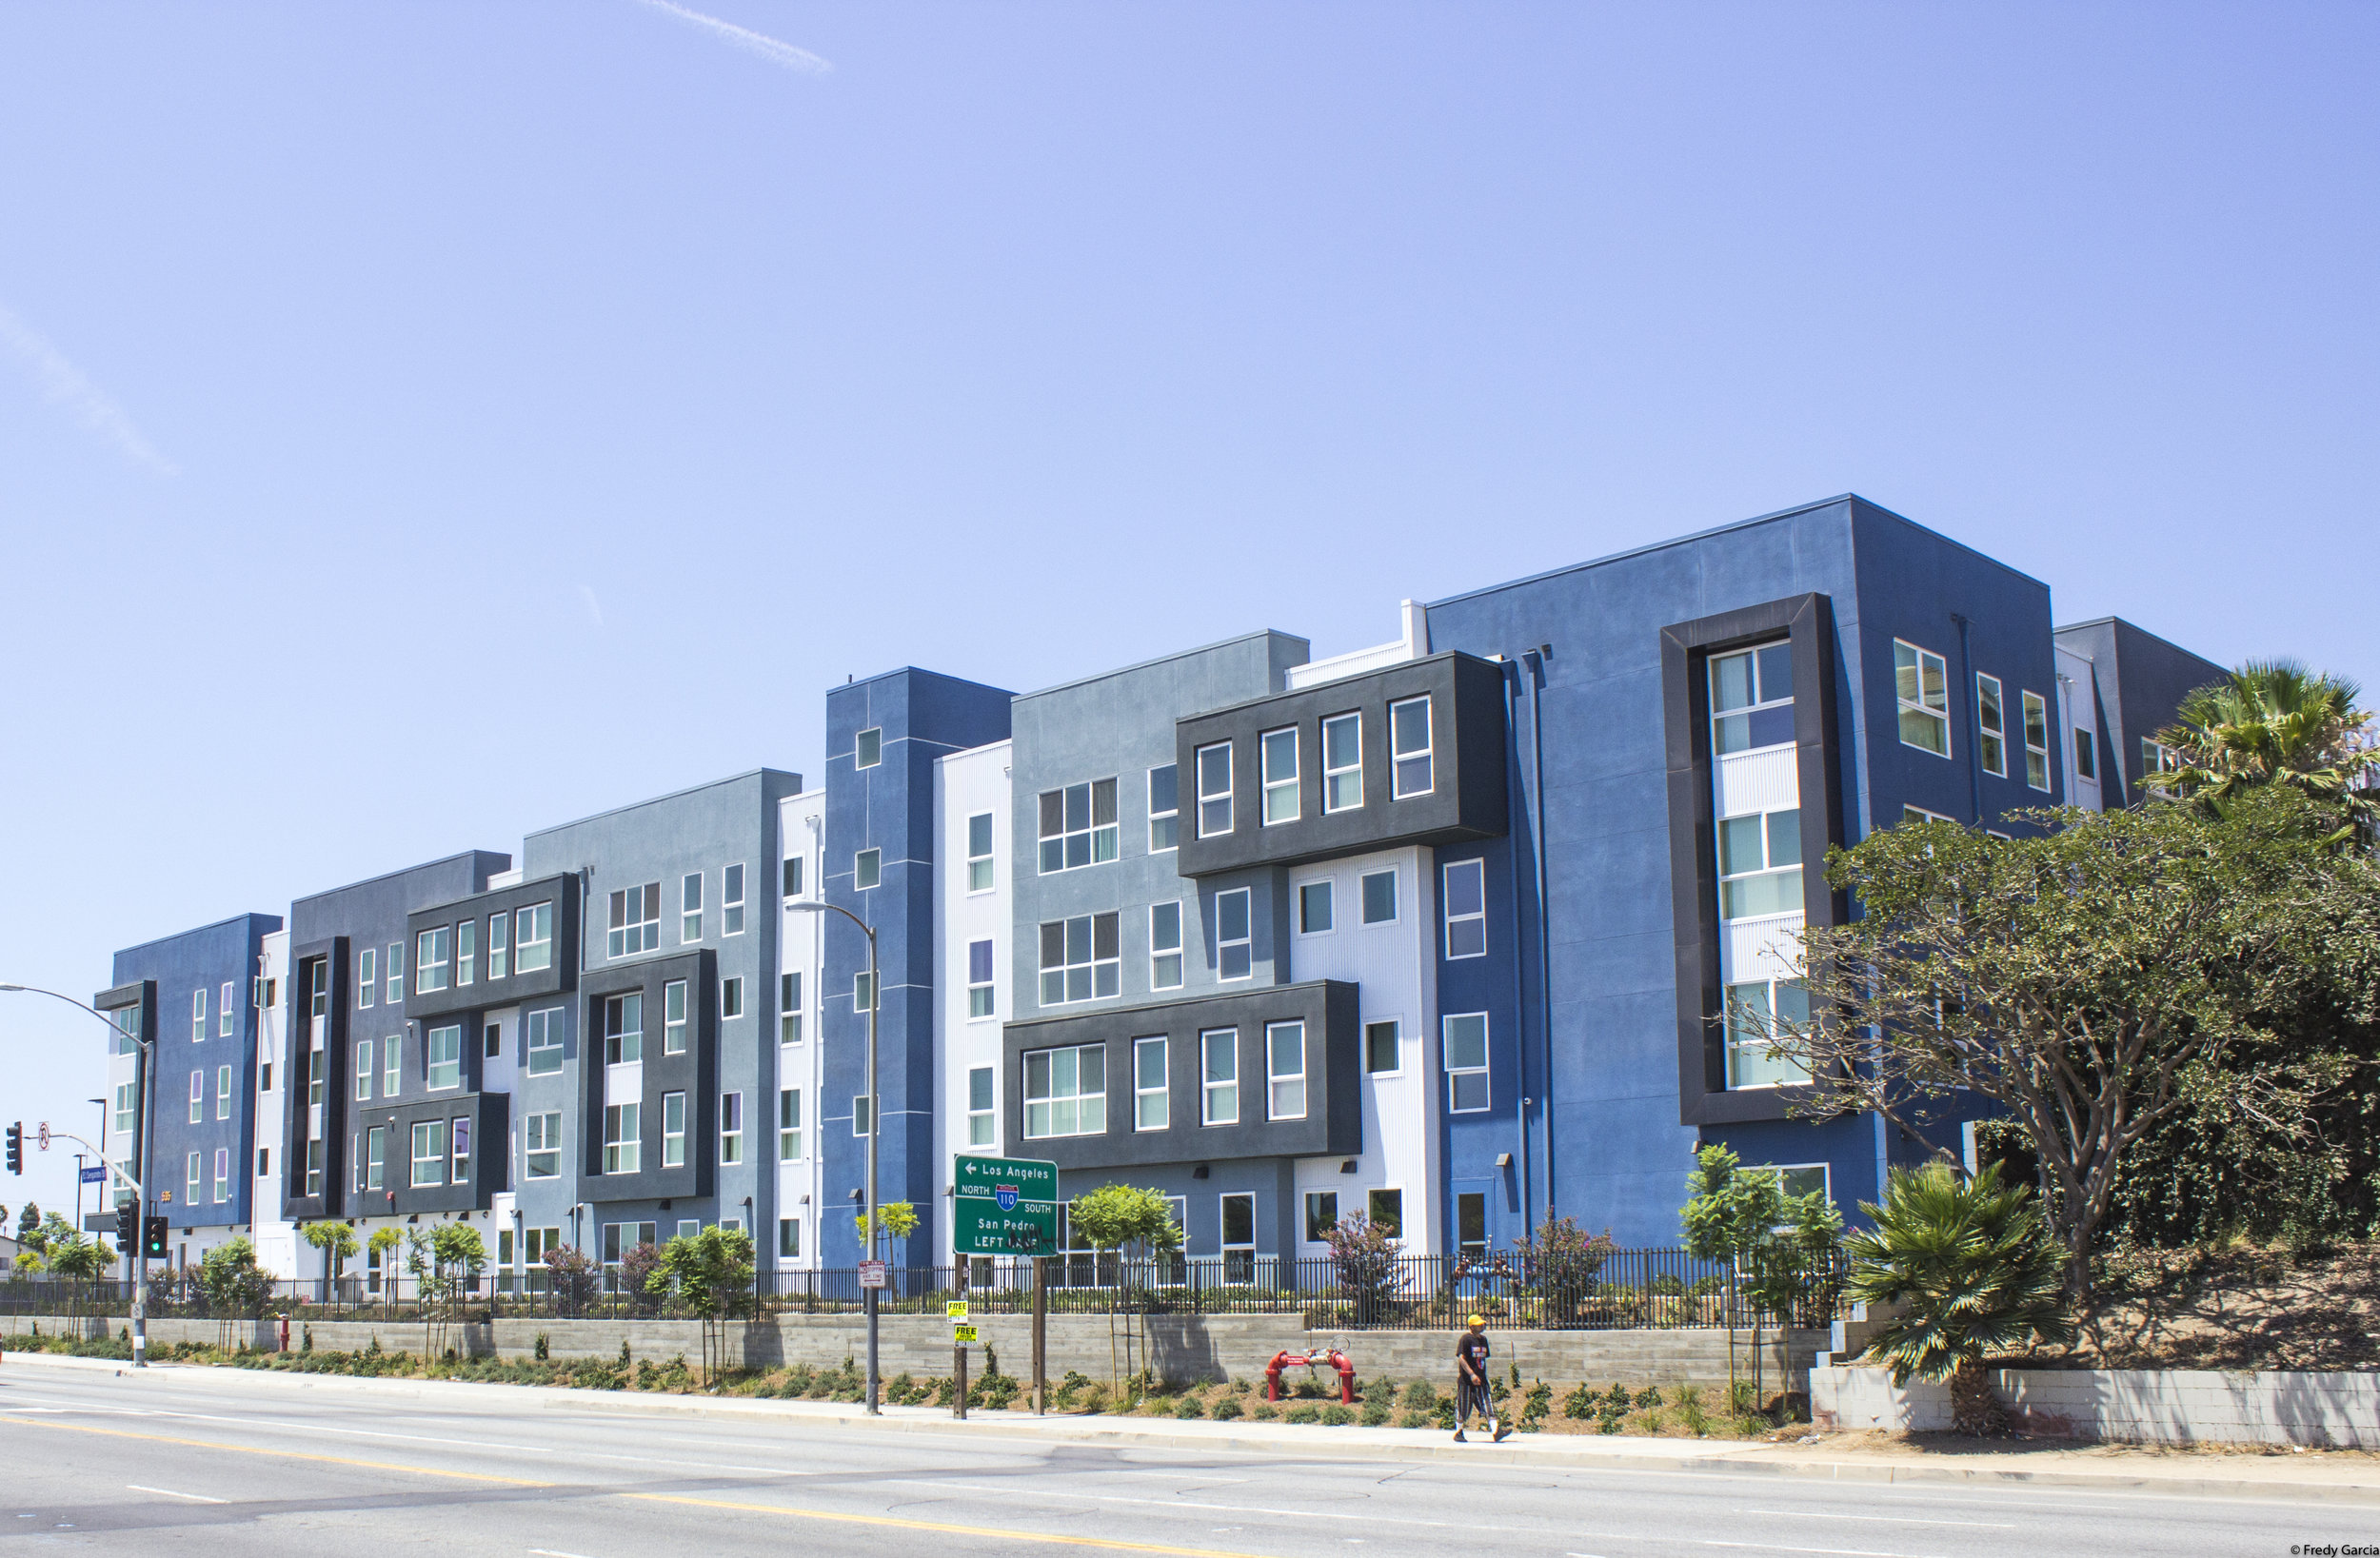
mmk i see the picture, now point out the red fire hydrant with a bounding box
[1264,1348,1356,1403]
[277,1315,290,1353]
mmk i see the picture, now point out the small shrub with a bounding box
[1632,1387,1663,1410]
[1597,1412,1622,1434]
[1208,1395,1244,1421]
[1174,1395,1205,1419]
[533,1332,550,1361]
[1430,1400,1456,1430]
[1248,1402,1279,1422]
[1603,1382,1632,1411]
[1319,1405,1354,1426]
[618,1339,632,1369]
[1359,1399,1392,1427]
[1522,1382,1552,1422]
[1562,1383,1595,1419]
[1638,1409,1667,1434]
[1284,1404,1319,1425]
[1396,1410,1428,1430]
[1401,1380,1439,1412]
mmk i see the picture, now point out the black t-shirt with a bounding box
[1455,1331,1490,1382]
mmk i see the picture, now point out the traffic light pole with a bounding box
[37,1128,147,1364]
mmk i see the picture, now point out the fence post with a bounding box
[1031,1255,1047,1414]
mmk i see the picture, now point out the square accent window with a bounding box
[1894,641,1952,757]
[526,1112,562,1178]
[487,912,508,980]
[1360,868,1398,924]
[856,726,883,768]
[426,1024,463,1090]
[966,1068,993,1149]
[1322,712,1362,812]
[1442,858,1486,958]
[1023,1043,1107,1138]
[722,976,744,1019]
[1298,879,1334,935]
[967,812,995,892]
[780,1087,803,1160]
[1260,726,1299,825]
[607,884,662,958]
[1443,1013,1490,1113]
[779,972,803,1044]
[1367,1188,1404,1238]
[2022,691,2052,791]
[1215,887,1253,980]
[1364,1018,1400,1075]
[1201,1028,1239,1125]
[782,856,805,897]
[1725,979,1814,1089]
[1710,642,1795,755]
[968,938,995,1018]
[1304,1191,1339,1243]
[1038,779,1119,872]
[1148,901,1183,990]
[526,1007,563,1075]
[724,862,745,935]
[1196,741,1233,837]
[855,849,881,891]
[1147,764,1179,853]
[605,992,644,1064]
[682,871,704,942]
[1390,696,1434,797]
[664,979,688,1053]
[1133,1036,1168,1131]
[1266,1020,1306,1120]
[2073,727,2096,782]
[1718,808,1803,920]
[416,927,450,994]
[516,902,553,973]
[1039,913,1120,1004]
[1976,673,2008,778]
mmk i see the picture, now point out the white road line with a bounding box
[1744,1509,2014,1528]
[529,1549,604,1558]
[882,1477,1513,1532]
[1700,1544,1946,1558]
[127,1485,227,1504]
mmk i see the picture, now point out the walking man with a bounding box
[1453,1314,1508,1442]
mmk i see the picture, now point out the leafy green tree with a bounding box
[852,1200,919,1250]
[1067,1184,1182,1393]
[15,1203,42,1248]
[302,1221,359,1298]
[1773,789,2380,1296]
[48,1231,113,1282]
[648,1225,757,1381]
[367,1225,403,1303]
[1513,1215,1616,1326]
[1844,1161,2074,1436]
[1321,1211,1401,1325]
[1683,1145,1793,1400]
[406,1223,486,1361]
[2142,660,2377,838]
[543,1244,600,1317]
[199,1237,275,1347]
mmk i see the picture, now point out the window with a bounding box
[607,883,662,958]
[1147,765,1179,852]
[1038,779,1119,872]
[307,957,328,1021]
[1196,741,1233,836]
[1894,641,1952,756]
[604,1103,641,1173]
[1390,696,1434,797]
[1364,1018,1400,1075]
[259,1057,271,1092]
[216,1064,231,1120]
[219,981,235,1036]
[192,987,207,1043]
[307,1139,323,1198]
[967,939,995,1018]
[411,1119,446,1187]
[1726,979,1813,1088]
[1259,726,1299,824]
[383,1032,400,1097]
[1215,887,1252,980]
[2022,691,2052,791]
[451,1117,470,1184]
[526,1007,563,1075]
[1367,1187,1404,1238]
[724,862,745,936]
[109,1004,137,1056]
[779,1217,802,1259]
[485,1016,500,1060]
[852,1095,873,1136]
[605,992,644,1064]
[1360,868,1398,924]
[1318,711,1364,812]
[354,1038,373,1102]
[1266,1020,1306,1120]
[456,919,476,987]
[1717,809,1803,919]
[2073,727,2097,782]
[1220,1193,1256,1282]
[1443,1013,1490,1113]
[782,855,804,897]
[417,926,450,994]
[256,1146,268,1177]
[1201,1028,1239,1124]
[854,971,875,1012]
[516,902,552,972]
[488,912,508,980]
[1149,901,1183,990]
[1442,858,1486,958]
[1133,1036,1168,1131]
[966,1068,994,1147]
[780,1087,803,1160]
[212,1148,228,1201]
[661,1091,686,1168]
[682,871,704,941]
[307,1050,323,1108]
[1039,913,1120,1004]
[601,1221,657,1267]
[357,947,376,1008]
[779,972,803,1044]
[1710,642,1795,755]
[1298,879,1333,935]
[2143,737,2178,775]
[1457,1192,1487,1258]
[526,1112,562,1178]
[1976,673,2007,777]
[1023,1043,1107,1138]
[651,979,683,1055]
[426,1024,463,1090]
[966,813,995,892]
[855,849,881,891]
[188,1069,203,1123]
[856,726,883,768]
[1304,1191,1339,1243]
[721,1092,744,1164]
[187,1151,201,1203]
[722,976,744,1019]
[1749,1163,1831,1203]
[1902,803,1952,826]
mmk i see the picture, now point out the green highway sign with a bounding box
[952,1154,1059,1256]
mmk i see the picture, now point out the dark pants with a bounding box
[1457,1375,1495,1426]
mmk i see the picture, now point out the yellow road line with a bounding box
[0,1414,546,1487]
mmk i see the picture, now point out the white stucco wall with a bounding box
[1814,1364,2380,1448]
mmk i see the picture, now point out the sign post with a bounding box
[953,1156,1059,1415]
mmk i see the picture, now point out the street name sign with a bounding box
[951,1154,1059,1256]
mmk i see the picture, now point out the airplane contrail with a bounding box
[0,300,177,476]
[628,0,833,76]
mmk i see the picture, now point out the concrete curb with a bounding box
[4,1349,2372,1506]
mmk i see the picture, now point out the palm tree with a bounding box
[1842,1161,2074,1437]
[2143,659,2378,837]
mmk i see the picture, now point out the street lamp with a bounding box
[1,984,154,1366]
[786,897,880,1414]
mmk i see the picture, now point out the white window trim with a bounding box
[1133,1035,1169,1133]
[1975,672,2007,778]
[855,848,882,891]
[855,726,883,769]
[1894,639,1953,759]
[1196,740,1234,837]
[966,938,996,1022]
[1359,867,1399,926]
[1259,725,1300,826]
[682,870,704,943]
[1146,766,1180,854]
[1294,877,1336,937]
[966,811,997,894]
[1148,900,1184,991]
[2021,689,2053,793]
[1362,1015,1404,1078]
[1214,887,1254,981]
[720,1091,744,1165]
[1442,858,1486,960]
[722,975,744,1020]
[724,861,746,936]
[1442,1012,1491,1114]
[1320,710,1364,814]
[1265,1019,1307,1121]
[1389,695,1435,799]
[1200,1027,1239,1126]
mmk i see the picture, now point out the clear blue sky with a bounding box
[2,3,2372,1227]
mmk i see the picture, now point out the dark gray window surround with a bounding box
[405,875,582,1023]
[579,949,717,1200]
[354,1087,510,1218]
[280,938,351,1220]
[1173,652,1509,878]
[1660,593,1846,1127]
[1002,979,1359,1172]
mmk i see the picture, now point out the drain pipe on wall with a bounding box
[1502,660,1533,1241]
[1520,645,1555,1225]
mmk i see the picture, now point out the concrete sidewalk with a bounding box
[5,1348,2371,1505]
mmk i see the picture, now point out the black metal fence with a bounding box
[0,1247,1846,1332]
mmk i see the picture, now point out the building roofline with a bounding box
[2054,616,2226,673]
[292,850,512,909]
[1015,629,1311,704]
[112,911,284,959]
[525,767,802,842]
[831,665,1017,700]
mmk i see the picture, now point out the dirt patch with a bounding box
[2000,1241,2380,1373]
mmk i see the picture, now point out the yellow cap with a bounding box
[1467,1314,1485,1326]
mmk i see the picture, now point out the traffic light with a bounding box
[142,1214,169,1260]
[115,1200,139,1252]
[5,1122,21,1175]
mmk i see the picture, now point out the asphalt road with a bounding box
[0,1362,2342,1557]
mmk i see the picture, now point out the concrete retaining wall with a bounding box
[12,1312,1825,1391]
[1813,1364,2380,1449]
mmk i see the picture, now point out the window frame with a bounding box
[525,1111,562,1179]
[1259,725,1299,825]
[1147,764,1179,853]
[386,941,404,1003]
[416,926,451,994]
[1363,1017,1401,1076]
[1022,1042,1109,1139]
[1321,711,1363,813]
[411,1119,446,1188]
[1037,779,1120,873]
[855,726,883,769]
[1215,887,1253,981]
[219,981,235,1036]
[966,811,996,893]
[526,1007,563,1075]
[780,1086,803,1161]
[664,978,688,1054]
[724,861,746,936]
[383,1031,400,1097]
[1195,741,1233,837]
[1442,1012,1490,1114]
[1148,900,1183,990]
[487,912,508,980]
[1975,672,2007,778]
[1296,878,1335,937]
[603,1101,642,1174]
[1265,1019,1306,1121]
[2022,690,2052,791]
[1442,858,1486,959]
[967,938,996,1019]
[605,992,645,1065]
[722,975,744,1020]
[1133,1035,1169,1132]
[1389,695,1435,798]
[854,848,882,891]
[515,902,553,973]
[357,946,376,1008]
[1716,807,1804,921]
[1200,1027,1239,1126]
[719,1091,743,1165]
[682,871,704,942]
[354,1037,374,1102]
[192,986,207,1044]
[1359,867,1398,925]
[965,1067,993,1149]
[2072,726,2097,782]
[1723,977,1815,1089]
[1894,640,1953,758]
[1038,912,1121,1005]
[426,1023,464,1091]
[779,971,803,1044]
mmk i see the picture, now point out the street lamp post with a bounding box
[787,897,880,1414]
[2,984,153,1366]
